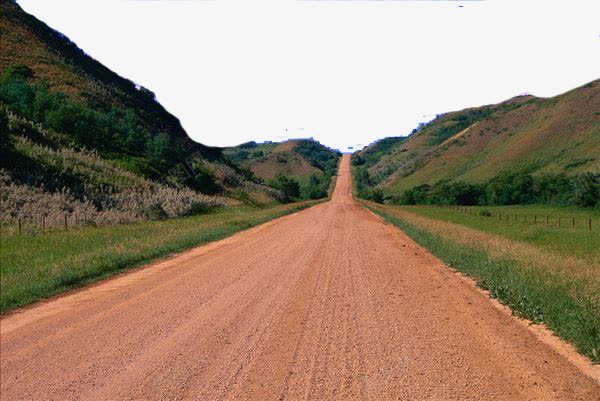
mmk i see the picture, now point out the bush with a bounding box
[370,188,384,203]
[271,173,301,201]
[0,109,9,145]
[352,154,365,166]
[572,173,599,207]
[305,174,327,199]
[183,164,221,195]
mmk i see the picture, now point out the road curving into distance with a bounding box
[1,155,598,400]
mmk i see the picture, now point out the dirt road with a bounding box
[1,155,598,400]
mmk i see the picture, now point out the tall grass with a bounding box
[364,201,600,363]
[1,135,227,234]
[1,201,319,313]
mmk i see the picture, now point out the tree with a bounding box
[572,173,599,207]
[0,109,9,146]
[145,133,173,167]
[370,188,384,203]
[2,64,34,81]
[306,173,326,199]
[271,173,301,201]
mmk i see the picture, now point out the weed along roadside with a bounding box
[361,201,600,364]
[0,201,322,314]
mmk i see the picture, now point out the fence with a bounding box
[422,204,593,232]
[5,213,93,237]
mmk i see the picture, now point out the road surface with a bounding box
[1,155,598,400]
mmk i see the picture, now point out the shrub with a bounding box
[572,173,599,207]
[271,173,301,201]
[370,188,384,204]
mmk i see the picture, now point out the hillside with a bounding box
[354,80,600,206]
[223,139,341,199]
[0,0,282,229]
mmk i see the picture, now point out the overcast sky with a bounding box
[17,0,600,151]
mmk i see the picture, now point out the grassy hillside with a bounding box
[354,80,600,206]
[223,139,341,200]
[0,0,282,226]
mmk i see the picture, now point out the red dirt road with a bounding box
[1,155,598,400]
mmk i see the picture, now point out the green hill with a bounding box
[223,139,341,200]
[1,0,283,229]
[353,80,600,206]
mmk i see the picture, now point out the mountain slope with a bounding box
[355,79,600,203]
[0,0,281,222]
[223,139,341,199]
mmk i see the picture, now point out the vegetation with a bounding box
[0,72,283,227]
[351,163,384,203]
[1,0,200,155]
[425,107,494,146]
[391,172,600,208]
[1,0,282,205]
[364,202,600,363]
[223,139,340,201]
[395,204,600,260]
[354,80,599,196]
[270,173,301,201]
[0,111,227,231]
[1,200,321,313]
[1,65,185,177]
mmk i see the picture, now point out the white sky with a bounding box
[16,0,600,151]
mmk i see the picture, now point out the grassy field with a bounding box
[399,204,600,260]
[0,201,320,313]
[363,201,600,363]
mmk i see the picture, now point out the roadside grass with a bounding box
[362,201,600,364]
[0,201,320,313]
[400,205,600,261]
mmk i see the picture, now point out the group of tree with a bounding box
[270,172,329,202]
[352,165,384,203]
[0,64,183,177]
[392,172,600,208]
[293,140,341,200]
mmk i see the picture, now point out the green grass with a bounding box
[399,205,600,260]
[364,202,600,363]
[0,201,320,313]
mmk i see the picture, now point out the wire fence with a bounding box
[420,204,594,231]
[4,213,97,237]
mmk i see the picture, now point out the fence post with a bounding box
[64,214,68,231]
[572,217,575,230]
[546,215,549,225]
[18,218,22,235]
[589,218,592,232]
[534,215,537,224]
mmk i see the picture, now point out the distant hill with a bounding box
[223,139,341,199]
[0,0,282,226]
[353,80,600,206]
